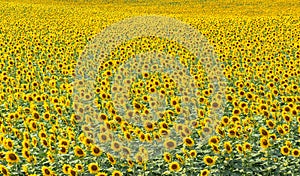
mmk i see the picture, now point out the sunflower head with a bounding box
[169,161,181,172]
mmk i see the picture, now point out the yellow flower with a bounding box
[189,150,197,158]
[243,142,252,152]
[74,146,85,157]
[5,151,19,163]
[96,172,108,176]
[41,166,52,176]
[59,145,68,154]
[260,137,270,149]
[112,170,122,176]
[183,137,194,147]
[3,138,14,150]
[291,149,300,157]
[169,161,181,172]
[46,152,54,163]
[203,155,216,166]
[163,139,177,150]
[236,144,243,154]
[22,148,31,162]
[107,153,116,165]
[111,141,122,152]
[208,136,219,146]
[91,144,102,157]
[0,164,10,176]
[200,169,210,176]
[163,152,172,163]
[144,120,155,131]
[75,164,84,172]
[62,164,71,174]
[266,119,275,129]
[88,163,99,174]
[280,146,290,156]
[259,127,269,137]
[224,141,232,153]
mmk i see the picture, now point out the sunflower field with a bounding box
[0,0,300,175]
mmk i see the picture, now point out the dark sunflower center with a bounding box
[9,153,17,160]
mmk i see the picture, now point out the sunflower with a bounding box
[230,115,240,123]
[62,164,71,175]
[174,105,182,114]
[170,97,179,107]
[280,146,290,156]
[285,140,292,148]
[210,143,220,154]
[236,144,243,154]
[283,114,292,123]
[190,119,199,128]
[183,137,194,147]
[189,150,197,158]
[203,155,216,166]
[74,146,85,157]
[0,151,5,160]
[123,131,132,141]
[113,115,122,124]
[0,165,10,176]
[46,152,54,163]
[75,164,84,172]
[221,116,230,126]
[59,139,69,147]
[260,137,270,149]
[169,161,181,172]
[277,125,286,136]
[29,121,38,131]
[91,145,102,156]
[227,128,236,138]
[224,141,232,153]
[127,159,134,168]
[22,148,31,161]
[135,152,144,165]
[99,113,108,121]
[119,147,131,158]
[138,132,146,142]
[266,119,275,129]
[232,108,241,116]
[69,168,77,176]
[5,151,19,163]
[163,139,177,150]
[99,133,109,143]
[282,124,290,134]
[88,163,99,174]
[59,145,68,154]
[159,122,169,129]
[163,152,172,163]
[200,169,210,176]
[144,120,155,131]
[259,127,269,137]
[41,139,49,148]
[216,126,225,137]
[112,170,122,176]
[291,149,300,157]
[96,172,108,176]
[111,141,122,152]
[159,129,170,138]
[42,166,52,176]
[107,153,116,165]
[133,101,143,111]
[243,142,252,152]
[3,138,14,150]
